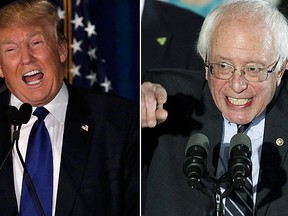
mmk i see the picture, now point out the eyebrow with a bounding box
[0,31,45,46]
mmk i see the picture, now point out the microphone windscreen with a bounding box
[185,133,209,156]
[230,133,251,151]
[18,103,32,124]
[7,106,19,124]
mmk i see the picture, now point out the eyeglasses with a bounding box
[205,57,279,82]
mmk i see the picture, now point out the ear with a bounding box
[0,65,4,78]
[58,40,68,63]
[276,59,288,86]
[205,67,209,80]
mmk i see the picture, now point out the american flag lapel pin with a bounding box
[81,123,89,132]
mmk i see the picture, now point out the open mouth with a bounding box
[22,70,44,85]
[227,96,252,106]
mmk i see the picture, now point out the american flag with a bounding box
[51,0,112,92]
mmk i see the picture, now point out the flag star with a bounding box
[71,38,83,54]
[57,7,65,20]
[71,63,82,78]
[87,47,97,60]
[84,21,97,38]
[86,71,97,87]
[100,76,112,92]
[71,13,84,30]
[76,0,81,6]
[58,1,112,92]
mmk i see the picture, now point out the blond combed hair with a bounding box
[0,0,65,42]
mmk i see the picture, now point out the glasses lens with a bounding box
[243,67,267,82]
[211,63,234,80]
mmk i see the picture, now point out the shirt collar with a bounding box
[10,82,68,124]
[224,109,266,128]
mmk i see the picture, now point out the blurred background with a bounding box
[158,0,287,17]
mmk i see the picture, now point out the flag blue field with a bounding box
[51,0,139,102]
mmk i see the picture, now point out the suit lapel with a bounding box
[256,81,288,214]
[55,87,95,215]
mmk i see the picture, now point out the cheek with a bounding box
[0,63,13,77]
[255,82,276,108]
[0,55,19,70]
[208,79,225,108]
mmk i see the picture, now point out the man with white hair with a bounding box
[141,0,288,215]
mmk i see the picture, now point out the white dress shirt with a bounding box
[11,83,68,216]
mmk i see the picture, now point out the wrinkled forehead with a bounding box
[0,22,58,48]
[209,17,276,60]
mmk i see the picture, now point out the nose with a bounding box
[229,69,248,93]
[20,46,34,65]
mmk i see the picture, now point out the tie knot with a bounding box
[33,107,49,120]
[237,123,251,133]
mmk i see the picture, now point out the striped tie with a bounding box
[237,124,250,133]
[224,123,253,216]
[224,176,253,216]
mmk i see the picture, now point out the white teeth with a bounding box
[228,97,251,105]
[27,80,41,85]
[24,70,40,76]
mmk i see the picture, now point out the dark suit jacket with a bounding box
[142,69,288,215]
[141,0,204,79]
[0,82,139,216]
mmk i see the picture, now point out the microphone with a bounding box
[6,105,20,127]
[18,103,32,125]
[7,103,32,127]
[183,133,209,188]
[0,104,32,170]
[228,133,252,187]
[8,103,32,140]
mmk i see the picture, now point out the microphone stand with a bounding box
[214,181,223,216]
[0,123,21,170]
[0,136,16,170]
[188,172,242,216]
[12,124,46,216]
[211,173,230,216]
[185,133,252,215]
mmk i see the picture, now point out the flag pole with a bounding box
[63,0,73,84]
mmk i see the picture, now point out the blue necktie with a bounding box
[20,107,53,216]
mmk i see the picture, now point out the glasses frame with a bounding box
[204,57,280,82]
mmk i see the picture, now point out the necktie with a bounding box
[20,107,53,216]
[237,124,250,133]
[224,123,253,216]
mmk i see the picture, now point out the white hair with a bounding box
[197,0,288,72]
